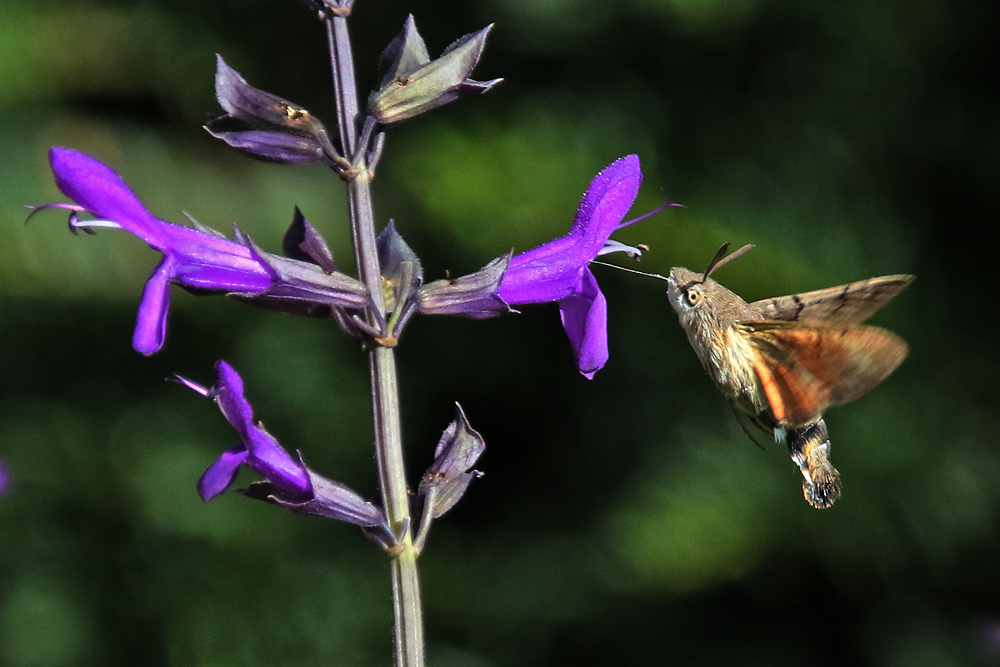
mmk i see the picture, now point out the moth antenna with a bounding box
[591,260,669,282]
[700,243,730,283]
[702,243,755,282]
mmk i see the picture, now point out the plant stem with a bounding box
[326,13,424,667]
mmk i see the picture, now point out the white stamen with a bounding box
[597,239,643,257]
[72,219,122,230]
[171,374,211,397]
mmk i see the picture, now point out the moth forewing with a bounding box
[749,274,914,326]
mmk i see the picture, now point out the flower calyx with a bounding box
[371,223,515,345]
[415,253,512,319]
[226,222,370,318]
[206,55,346,169]
[413,403,485,551]
[374,221,423,346]
[367,16,502,126]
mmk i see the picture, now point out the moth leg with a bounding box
[729,403,766,451]
[786,419,842,509]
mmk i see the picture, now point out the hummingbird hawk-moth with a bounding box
[666,244,912,508]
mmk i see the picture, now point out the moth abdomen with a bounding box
[787,419,842,509]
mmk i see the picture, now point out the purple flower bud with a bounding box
[205,56,336,165]
[368,17,502,125]
[40,148,368,354]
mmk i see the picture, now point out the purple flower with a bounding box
[497,155,644,379]
[39,148,367,355]
[179,361,385,530]
[179,360,312,502]
[0,459,11,497]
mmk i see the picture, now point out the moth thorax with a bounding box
[703,329,764,410]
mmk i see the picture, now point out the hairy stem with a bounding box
[326,13,424,667]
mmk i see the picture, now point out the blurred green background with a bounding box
[2,0,998,665]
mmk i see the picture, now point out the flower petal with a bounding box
[569,154,641,241]
[211,360,311,498]
[558,268,608,379]
[133,257,173,356]
[213,360,254,440]
[49,147,166,246]
[498,155,641,305]
[245,426,312,498]
[197,446,249,501]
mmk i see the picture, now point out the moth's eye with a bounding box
[684,286,703,307]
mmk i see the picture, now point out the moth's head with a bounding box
[667,266,722,324]
[666,243,755,330]
[666,266,705,314]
